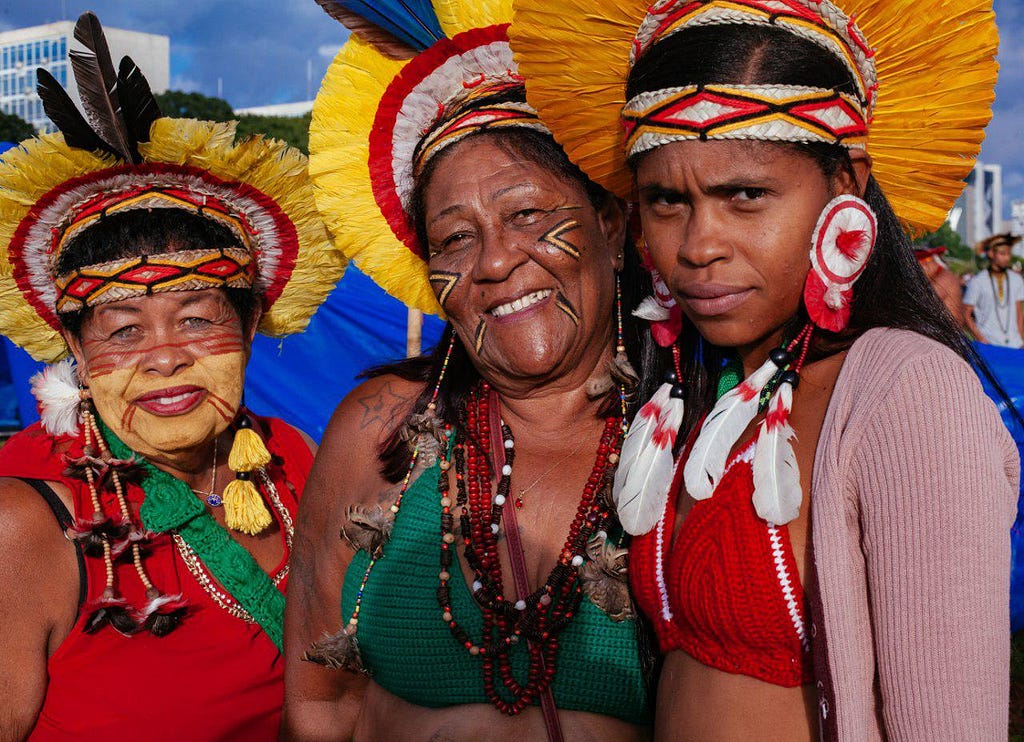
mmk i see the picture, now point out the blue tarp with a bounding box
[974,342,1024,632]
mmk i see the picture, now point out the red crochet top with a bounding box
[0,417,312,740]
[629,440,813,687]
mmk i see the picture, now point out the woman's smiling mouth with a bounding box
[133,385,206,416]
[488,289,553,319]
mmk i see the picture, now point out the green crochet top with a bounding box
[340,444,651,724]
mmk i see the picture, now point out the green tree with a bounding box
[154,90,234,122]
[0,109,35,143]
[236,112,311,154]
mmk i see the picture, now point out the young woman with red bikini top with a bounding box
[511,0,1019,739]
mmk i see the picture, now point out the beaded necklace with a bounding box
[437,382,623,715]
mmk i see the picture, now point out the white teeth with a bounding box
[490,289,552,317]
[155,392,192,405]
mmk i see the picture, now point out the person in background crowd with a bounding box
[915,245,969,331]
[965,233,1024,348]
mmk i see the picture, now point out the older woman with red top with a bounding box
[0,14,341,739]
[513,0,1019,739]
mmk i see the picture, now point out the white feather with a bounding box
[632,295,671,322]
[683,357,777,500]
[613,383,683,535]
[30,359,82,436]
[751,382,802,525]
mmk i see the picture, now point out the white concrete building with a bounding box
[235,100,314,118]
[0,22,169,134]
[950,161,1003,248]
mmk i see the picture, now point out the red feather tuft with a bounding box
[835,228,867,260]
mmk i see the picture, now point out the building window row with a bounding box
[1,37,67,70]
[0,63,66,98]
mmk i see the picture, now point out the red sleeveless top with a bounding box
[0,417,312,741]
[630,440,813,687]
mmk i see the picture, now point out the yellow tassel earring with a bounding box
[223,414,273,535]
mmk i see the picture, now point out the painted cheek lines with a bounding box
[474,319,487,354]
[204,390,237,423]
[86,333,244,377]
[555,292,580,326]
[428,270,462,311]
[538,218,583,261]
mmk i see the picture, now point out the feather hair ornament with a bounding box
[67,12,140,163]
[751,375,801,524]
[683,353,783,501]
[613,375,685,536]
[30,358,83,436]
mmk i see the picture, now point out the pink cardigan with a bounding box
[811,327,1019,740]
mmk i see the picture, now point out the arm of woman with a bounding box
[853,351,1018,740]
[282,375,419,740]
[0,478,79,741]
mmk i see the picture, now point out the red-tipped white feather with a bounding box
[613,383,684,535]
[684,357,777,500]
[752,382,801,525]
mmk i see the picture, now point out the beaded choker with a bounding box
[436,383,623,715]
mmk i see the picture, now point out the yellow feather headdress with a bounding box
[0,14,344,362]
[510,0,999,234]
[310,0,558,315]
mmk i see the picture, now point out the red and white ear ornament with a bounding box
[803,195,877,332]
[633,266,683,347]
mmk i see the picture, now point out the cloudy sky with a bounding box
[2,0,1023,215]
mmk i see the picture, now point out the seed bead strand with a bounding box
[436,382,623,714]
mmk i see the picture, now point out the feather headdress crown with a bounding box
[309,0,550,314]
[0,12,343,362]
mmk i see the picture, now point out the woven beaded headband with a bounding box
[55,187,252,257]
[622,83,868,156]
[412,89,547,177]
[621,0,876,155]
[54,247,255,313]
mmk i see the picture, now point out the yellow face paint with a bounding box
[86,339,245,464]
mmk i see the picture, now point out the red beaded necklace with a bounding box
[436,382,622,715]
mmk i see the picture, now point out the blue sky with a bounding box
[2,0,1023,215]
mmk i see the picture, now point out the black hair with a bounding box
[55,208,259,337]
[625,23,1024,437]
[370,121,661,484]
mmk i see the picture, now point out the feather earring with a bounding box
[683,353,782,501]
[750,324,813,525]
[613,345,685,536]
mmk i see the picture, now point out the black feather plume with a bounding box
[68,12,135,162]
[36,68,118,157]
[117,56,161,146]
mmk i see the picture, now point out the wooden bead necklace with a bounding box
[436,382,622,715]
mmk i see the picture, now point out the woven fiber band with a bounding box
[55,187,253,260]
[54,247,254,313]
[413,97,547,176]
[622,84,868,156]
